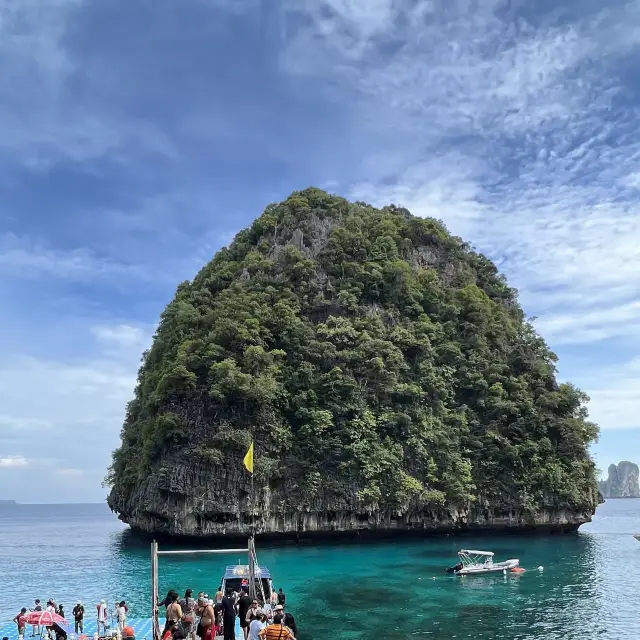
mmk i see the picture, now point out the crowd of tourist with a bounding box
[11,586,296,640]
[158,586,296,640]
[12,598,130,640]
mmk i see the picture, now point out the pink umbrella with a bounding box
[20,611,68,627]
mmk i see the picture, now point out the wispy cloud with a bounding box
[0,456,28,468]
[92,324,152,349]
[276,0,640,431]
[577,358,640,431]
[0,233,161,283]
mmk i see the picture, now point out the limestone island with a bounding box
[106,188,600,539]
[598,461,640,498]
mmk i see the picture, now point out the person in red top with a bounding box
[13,608,27,637]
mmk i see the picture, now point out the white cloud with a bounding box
[92,324,151,349]
[0,456,28,468]
[575,358,640,431]
[274,0,640,432]
[0,233,153,282]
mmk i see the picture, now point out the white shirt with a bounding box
[117,606,126,622]
[97,604,107,622]
[249,620,265,640]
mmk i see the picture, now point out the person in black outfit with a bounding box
[283,613,297,636]
[221,591,236,640]
[277,589,286,607]
[237,589,251,640]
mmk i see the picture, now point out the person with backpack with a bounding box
[258,614,294,640]
[179,589,196,640]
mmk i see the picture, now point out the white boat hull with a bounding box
[457,559,520,575]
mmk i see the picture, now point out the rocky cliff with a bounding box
[107,188,600,538]
[598,462,640,498]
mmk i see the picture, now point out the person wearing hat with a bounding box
[72,602,85,634]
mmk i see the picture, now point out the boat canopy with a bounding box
[223,565,272,580]
[459,550,494,557]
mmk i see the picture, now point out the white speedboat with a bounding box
[446,549,520,575]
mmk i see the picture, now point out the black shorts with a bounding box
[196,622,203,637]
[240,619,248,629]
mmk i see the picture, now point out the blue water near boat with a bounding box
[2,500,640,638]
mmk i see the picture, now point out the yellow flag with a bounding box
[243,441,254,474]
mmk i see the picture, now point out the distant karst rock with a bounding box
[598,461,640,498]
[106,188,600,538]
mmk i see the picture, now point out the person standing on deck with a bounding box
[245,601,260,627]
[221,590,236,640]
[237,589,251,640]
[248,611,266,640]
[73,602,84,634]
[116,602,128,632]
[276,590,285,609]
[97,600,108,636]
[165,593,183,636]
[198,599,214,640]
[32,599,42,637]
[14,608,27,638]
[258,615,294,640]
[282,613,296,638]
[179,589,196,640]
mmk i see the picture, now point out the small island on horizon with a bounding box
[0,499,18,505]
[599,461,640,499]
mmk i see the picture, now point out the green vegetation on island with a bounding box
[108,188,599,529]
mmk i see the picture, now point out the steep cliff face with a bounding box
[598,462,640,498]
[107,188,599,537]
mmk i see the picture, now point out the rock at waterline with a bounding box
[106,188,599,538]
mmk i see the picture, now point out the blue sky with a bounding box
[1,0,638,502]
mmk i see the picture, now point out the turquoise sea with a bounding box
[1,499,639,639]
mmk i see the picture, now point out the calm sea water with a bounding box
[1,500,638,639]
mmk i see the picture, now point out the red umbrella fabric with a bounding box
[20,611,68,626]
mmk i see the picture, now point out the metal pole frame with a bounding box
[150,540,257,640]
[151,541,159,640]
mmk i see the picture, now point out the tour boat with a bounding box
[446,549,520,575]
[219,563,275,604]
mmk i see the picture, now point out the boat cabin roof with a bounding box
[459,550,494,557]
[223,565,272,580]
